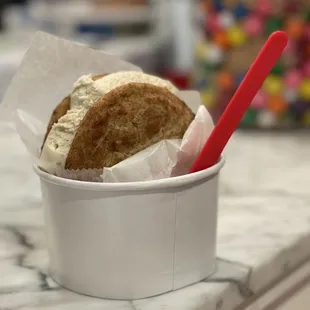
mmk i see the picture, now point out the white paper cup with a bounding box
[34,156,224,300]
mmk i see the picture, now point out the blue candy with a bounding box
[196,77,210,88]
[235,73,245,86]
[234,3,249,19]
[213,0,223,11]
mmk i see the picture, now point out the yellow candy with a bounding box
[299,78,310,100]
[227,25,247,46]
[201,89,216,108]
[303,111,310,125]
[263,76,283,95]
[195,41,208,58]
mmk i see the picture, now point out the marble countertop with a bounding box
[1,123,310,310]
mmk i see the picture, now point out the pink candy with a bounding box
[303,61,310,77]
[255,0,272,16]
[207,14,219,32]
[251,90,267,109]
[283,39,295,56]
[244,15,263,36]
[284,70,302,88]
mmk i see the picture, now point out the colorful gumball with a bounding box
[195,76,209,89]
[263,76,283,95]
[255,0,272,16]
[268,95,287,114]
[299,78,310,100]
[216,71,234,90]
[241,108,257,126]
[203,62,219,72]
[305,10,310,22]
[195,41,208,58]
[205,43,224,64]
[271,61,285,75]
[303,61,310,77]
[201,88,216,108]
[283,88,298,104]
[243,14,264,36]
[284,1,299,15]
[257,110,277,128]
[213,30,230,49]
[282,113,296,127]
[285,17,305,39]
[227,25,247,46]
[213,0,223,12]
[265,17,283,36]
[235,73,245,86]
[283,39,296,56]
[234,3,249,19]
[303,111,310,125]
[251,90,267,109]
[284,70,302,88]
[206,13,219,32]
[201,0,211,14]
[292,100,309,120]
[218,10,234,29]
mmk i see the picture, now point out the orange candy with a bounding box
[216,71,234,90]
[267,95,287,114]
[285,18,305,39]
[202,0,213,13]
[213,30,230,49]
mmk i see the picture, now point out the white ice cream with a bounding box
[39,71,179,174]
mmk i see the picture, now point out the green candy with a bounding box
[304,10,310,22]
[265,18,283,36]
[241,109,257,127]
[282,112,297,127]
[203,62,221,72]
[271,61,285,75]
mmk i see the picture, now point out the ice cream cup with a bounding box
[34,156,224,300]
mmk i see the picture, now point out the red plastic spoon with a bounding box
[190,31,288,173]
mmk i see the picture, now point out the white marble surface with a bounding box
[1,123,310,310]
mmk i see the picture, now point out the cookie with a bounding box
[42,74,107,147]
[65,83,194,170]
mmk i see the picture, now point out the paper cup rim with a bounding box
[34,156,225,192]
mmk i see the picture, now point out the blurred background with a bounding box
[0,0,310,129]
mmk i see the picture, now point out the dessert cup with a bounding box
[34,156,225,300]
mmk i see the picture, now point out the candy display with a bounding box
[195,0,310,128]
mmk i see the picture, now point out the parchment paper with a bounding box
[0,31,214,182]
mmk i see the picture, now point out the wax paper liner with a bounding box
[0,31,214,183]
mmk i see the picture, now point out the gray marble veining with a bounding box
[0,123,310,310]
